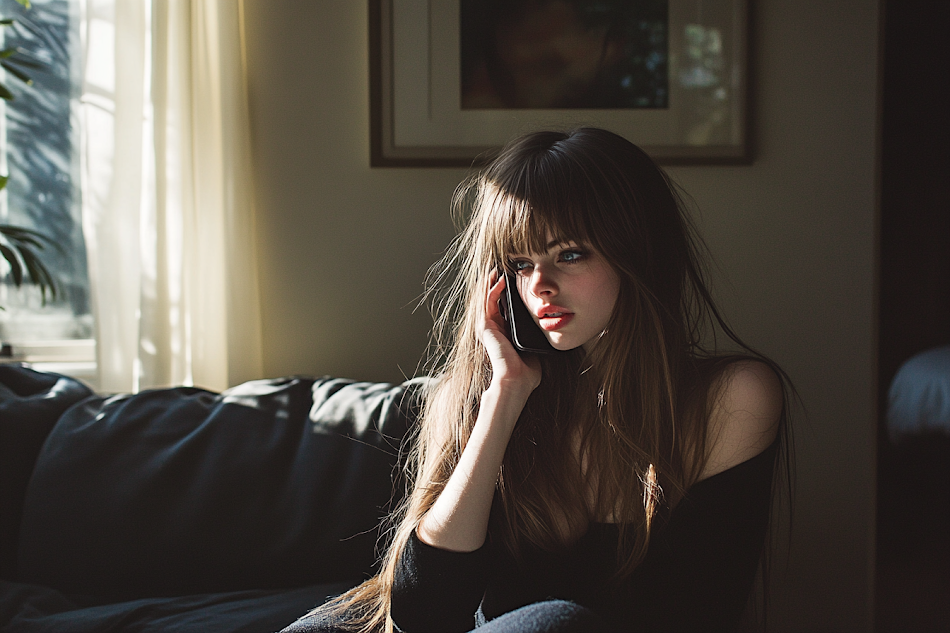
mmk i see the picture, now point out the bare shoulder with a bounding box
[700,359,783,481]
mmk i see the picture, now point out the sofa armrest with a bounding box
[0,364,92,580]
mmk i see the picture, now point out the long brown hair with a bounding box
[316,128,791,632]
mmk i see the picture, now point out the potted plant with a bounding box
[1,204,58,307]
[1,0,57,357]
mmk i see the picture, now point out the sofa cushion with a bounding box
[16,375,425,600]
[0,364,93,580]
[0,578,354,633]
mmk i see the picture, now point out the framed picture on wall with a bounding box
[370,0,752,167]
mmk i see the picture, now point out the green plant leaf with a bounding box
[1,226,63,255]
[1,225,60,304]
[1,60,32,85]
[0,4,62,309]
[0,243,25,286]
[18,244,57,304]
[9,233,43,249]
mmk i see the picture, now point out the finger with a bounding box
[482,322,518,365]
[485,268,504,304]
[489,268,505,290]
[487,275,508,324]
[489,272,506,300]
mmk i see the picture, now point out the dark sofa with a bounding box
[0,363,424,633]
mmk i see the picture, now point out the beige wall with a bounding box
[244,1,880,631]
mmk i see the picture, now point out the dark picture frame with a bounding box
[370,0,752,167]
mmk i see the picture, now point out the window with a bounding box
[0,0,94,379]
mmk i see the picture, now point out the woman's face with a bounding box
[508,236,620,352]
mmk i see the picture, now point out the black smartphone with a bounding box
[501,271,561,354]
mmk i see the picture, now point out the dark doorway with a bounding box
[876,1,950,631]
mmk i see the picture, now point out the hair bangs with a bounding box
[478,173,598,268]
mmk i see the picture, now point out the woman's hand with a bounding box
[481,270,542,395]
[415,271,542,553]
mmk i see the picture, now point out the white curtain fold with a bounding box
[80,0,263,393]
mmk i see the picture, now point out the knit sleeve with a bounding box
[390,532,490,633]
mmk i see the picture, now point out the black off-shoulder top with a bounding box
[391,442,778,633]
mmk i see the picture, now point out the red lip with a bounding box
[536,305,574,332]
[538,313,574,331]
[535,305,571,319]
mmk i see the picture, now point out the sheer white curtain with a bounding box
[80,0,263,393]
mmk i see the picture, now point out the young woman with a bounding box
[283,128,792,633]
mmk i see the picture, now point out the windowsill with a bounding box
[0,338,95,362]
[0,339,99,391]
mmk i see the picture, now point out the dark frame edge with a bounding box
[369,0,385,167]
[369,0,756,168]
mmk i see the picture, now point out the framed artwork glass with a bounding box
[370,0,752,167]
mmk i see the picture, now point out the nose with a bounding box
[527,264,558,298]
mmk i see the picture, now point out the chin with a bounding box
[549,337,581,352]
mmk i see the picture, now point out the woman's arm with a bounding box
[416,272,541,552]
[390,273,540,632]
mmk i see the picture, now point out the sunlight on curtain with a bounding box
[80,0,262,392]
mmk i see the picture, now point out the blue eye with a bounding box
[561,250,585,263]
[509,260,532,273]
